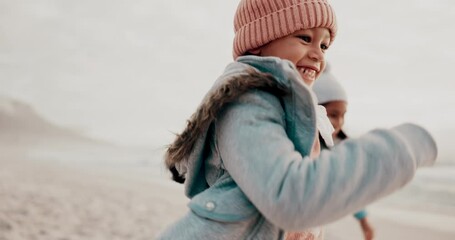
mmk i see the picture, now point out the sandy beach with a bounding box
[325,207,455,240]
[1,141,454,240]
[0,142,187,240]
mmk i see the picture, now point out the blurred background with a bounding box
[0,0,454,239]
[1,0,455,151]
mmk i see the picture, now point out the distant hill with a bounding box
[0,96,101,144]
[0,96,159,169]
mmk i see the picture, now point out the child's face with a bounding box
[254,27,331,86]
[323,100,347,138]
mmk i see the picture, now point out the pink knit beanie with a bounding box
[233,0,337,59]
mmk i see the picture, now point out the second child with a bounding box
[313,66,375,240]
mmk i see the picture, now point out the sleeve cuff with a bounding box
[391,123,438,167]
[353,210,367,220]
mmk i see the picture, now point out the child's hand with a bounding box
[359,218,374,240]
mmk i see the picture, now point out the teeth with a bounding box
[299,68,316,78]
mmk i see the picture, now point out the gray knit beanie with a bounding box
[313,65,347,104]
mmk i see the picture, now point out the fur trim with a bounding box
[165,69,288,183]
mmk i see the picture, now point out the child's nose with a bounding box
[335,118,344,128]
[308,46,324,62]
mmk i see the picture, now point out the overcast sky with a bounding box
[1,0,454,155]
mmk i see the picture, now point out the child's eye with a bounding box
[297,35,311,43]
[321,43,329,50]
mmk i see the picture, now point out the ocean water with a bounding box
[379,163,455,215]
[26,139,454,220]
[364,163,455,237]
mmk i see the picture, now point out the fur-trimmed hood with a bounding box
[165,64,288,183]
[165,56,319,197]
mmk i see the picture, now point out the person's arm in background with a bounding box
[354,210,374,240]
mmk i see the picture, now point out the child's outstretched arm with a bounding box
[216,90,437,231]
[353,210,374,240]
[359,217,374,240]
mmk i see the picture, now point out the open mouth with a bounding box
[298,67,317,82]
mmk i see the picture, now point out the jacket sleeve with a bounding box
[215,90,437,231]
[353,209,367,220]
